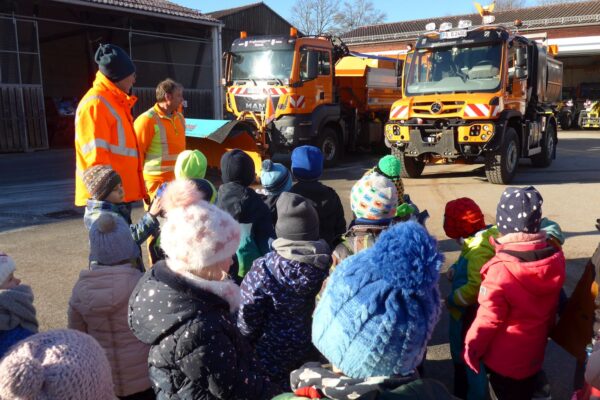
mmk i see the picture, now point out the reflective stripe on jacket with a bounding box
[74,71,145,206]
[134,104,186,197]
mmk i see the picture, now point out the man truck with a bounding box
[186,29,403,170]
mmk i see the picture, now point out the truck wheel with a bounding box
[577,112,584,129]
[392,146,425,178]
[316,127,340,167]
[531,124,556,168]
[560,114,572,130]
[485,128,519,184]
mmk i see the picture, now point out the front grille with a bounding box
[233,96,281,113]
[412,101,465,115]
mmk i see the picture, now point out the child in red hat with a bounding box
[443,197,500,400]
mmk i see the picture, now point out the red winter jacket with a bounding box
[464,232,565,379]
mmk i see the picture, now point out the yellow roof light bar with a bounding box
[474,1,495,17]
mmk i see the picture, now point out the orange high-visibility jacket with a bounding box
[134,104,186,198]
[74,71,146,206]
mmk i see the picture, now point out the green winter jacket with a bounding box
[447,226,499,320]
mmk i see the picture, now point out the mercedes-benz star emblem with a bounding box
[430,102,443,114]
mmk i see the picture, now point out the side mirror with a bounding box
[306,51,318,80]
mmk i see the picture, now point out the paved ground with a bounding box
[1,130,599,399]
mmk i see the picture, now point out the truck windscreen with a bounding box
[405,43,502,96]
[231,50,294,81]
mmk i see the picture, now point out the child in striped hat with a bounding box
[331,173,398,271]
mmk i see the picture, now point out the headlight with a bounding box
[566,100,573,107]
[284,126,295,136]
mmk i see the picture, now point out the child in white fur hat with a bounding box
[128,179,279,399]
[0,252,38,358]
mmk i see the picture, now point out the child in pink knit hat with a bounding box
[128,179,279,399]
[0,252,38,358]
[0,329,115,400]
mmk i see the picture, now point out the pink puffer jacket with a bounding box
[68,264,152,397]
[464,232,565,379]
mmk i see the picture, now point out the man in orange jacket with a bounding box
[74,44,145,207]
[134,79,186,199]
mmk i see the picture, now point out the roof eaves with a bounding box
[344,13,600,45]
[207,2,263,18]
[51,0,222,25]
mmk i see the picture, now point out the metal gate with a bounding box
[0,16,47,152]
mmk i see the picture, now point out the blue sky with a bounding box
[175,0,541,25]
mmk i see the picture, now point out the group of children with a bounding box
[0,145,598,400]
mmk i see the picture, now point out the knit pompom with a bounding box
[0,344,44,397]
[95,213,116,234]
[262,159,274,172]
[162,179,203,212]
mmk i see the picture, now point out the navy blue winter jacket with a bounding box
[238,239,331,389]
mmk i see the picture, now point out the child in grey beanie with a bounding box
[69,213,153,398]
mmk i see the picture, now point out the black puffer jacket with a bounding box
[128,261,279,400]
[290,181,346,248]
[217,182,276,277]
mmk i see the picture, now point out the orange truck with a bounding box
[186,30,403,170]
[385,16,563,184]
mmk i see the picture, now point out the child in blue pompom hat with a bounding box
[259,159,293,225]
[273,222,454,400]
[290,146,346,248]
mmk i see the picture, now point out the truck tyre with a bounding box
[392,146,425,178]
[577,112,584,129]
[560,113,572,130]
[531,124,556,168]
[316,127,340,167]
[485,128,519,184]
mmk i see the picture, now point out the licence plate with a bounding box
[441,30,467,39]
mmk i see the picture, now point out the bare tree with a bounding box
[290,0,338,36]
[333,0,386,34]
[494,0,527,10]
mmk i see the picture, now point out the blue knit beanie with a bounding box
[95,44,135,83]
[291,145,323,181]
[260,160,292,195]
[312,221,443,378]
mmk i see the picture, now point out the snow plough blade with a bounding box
[185,119,264,175]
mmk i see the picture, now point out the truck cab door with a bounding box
[297,47,333,112]
[505,41,527,115]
